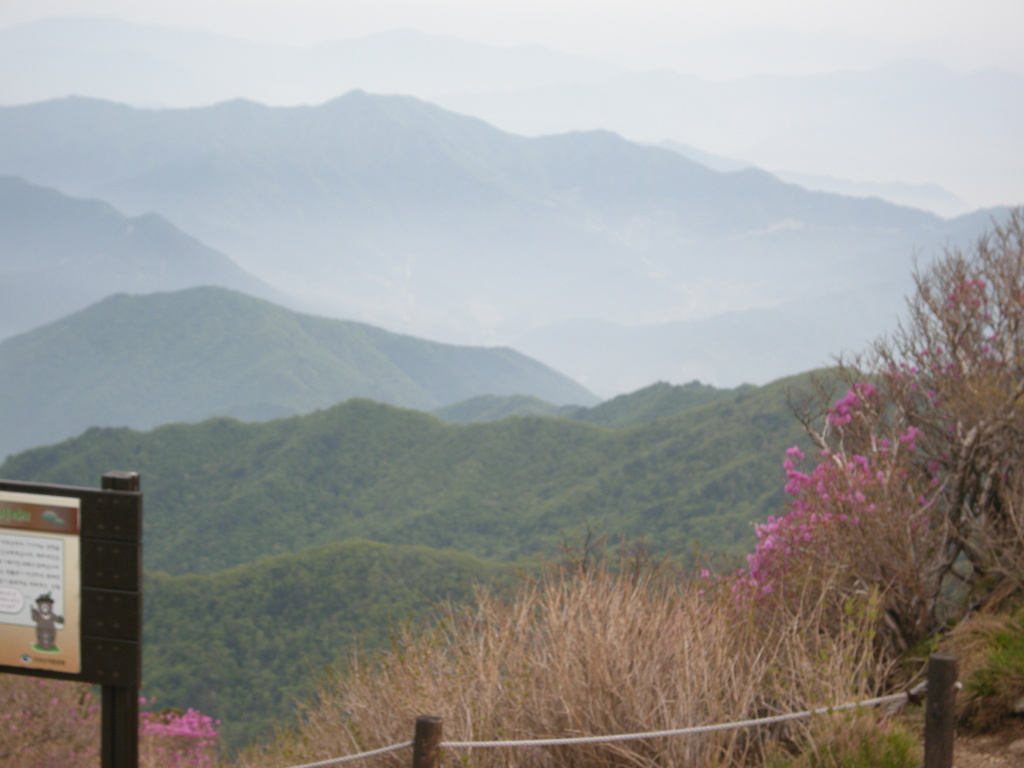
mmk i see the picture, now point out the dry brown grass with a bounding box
[238,563,896,768]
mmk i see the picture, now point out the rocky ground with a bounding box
[954,721,1024,768]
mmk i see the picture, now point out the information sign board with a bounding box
[0,490,81,674]
[0,473,142,768]
[0,475,142,686]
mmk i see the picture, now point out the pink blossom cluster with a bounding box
[742,450,880,594]
[737,383,926,598]
[826,382,877,427]
[139,701,221,768]
[0,678,221,768]
[1,678,100,762]
[899,426,921,452]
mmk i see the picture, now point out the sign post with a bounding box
[0,472,142,768]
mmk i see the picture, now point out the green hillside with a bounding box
[144,539,513,749]
[433,393,576,423]
[0,286,597,459]
[573,379,753,428]
[433,381,751,428]
[0,372,811,575]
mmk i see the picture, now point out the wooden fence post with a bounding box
[412,715,444,768]
[924,654,957,768]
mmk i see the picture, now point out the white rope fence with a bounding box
[276,690,913,768]
[278,741,413,768]
[440,691,910,749]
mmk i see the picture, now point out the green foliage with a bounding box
[143,539,514,750]
[1,373,810,575]
[953,608,1024,731]
[765,716,920,768]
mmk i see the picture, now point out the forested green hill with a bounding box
[432,393,574,423]
[0,372,813,575]
[432,380,749,427]
[0,286,597,459]
[572,379,752,428]
[144,539,513,748]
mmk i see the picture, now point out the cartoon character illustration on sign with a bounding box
[30,593,63,651]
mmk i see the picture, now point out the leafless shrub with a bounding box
[238,564,893,768]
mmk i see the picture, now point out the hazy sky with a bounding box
[4,0,1024,77]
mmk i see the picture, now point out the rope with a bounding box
[440,692,910,749]
[275,741,412,768]
[271,690,910,766]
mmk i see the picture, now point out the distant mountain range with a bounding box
[510,276,932,393]
[0,286,596,460]
[2,17,1020,213]
[0,175,278,338]
[0,17,621,108]
[656,141,969,217]
[0,91,1001,393]
[436,59,1024,212]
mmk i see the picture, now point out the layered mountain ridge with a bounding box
[0,174,277,337]
[0,91,997,395]
[0,286,597,459]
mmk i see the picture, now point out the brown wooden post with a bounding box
[924,654,957,768]
[102,686,139,768]
[100,471,141,768]
[412,715,444,768]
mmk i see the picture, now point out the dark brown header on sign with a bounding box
[0,494,80,535]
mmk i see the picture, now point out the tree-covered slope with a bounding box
[0,286,597,459]
[432,394,575,424]
[144,539,513,749]
[0,373,812,574]
[433,381,751,428]
[573,380,753,429]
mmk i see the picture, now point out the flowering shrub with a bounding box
[0,677,99,767]
[140,700,221,768]
[0,676,219,768]
[740,209,1024,653]
[735,382,937,652]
